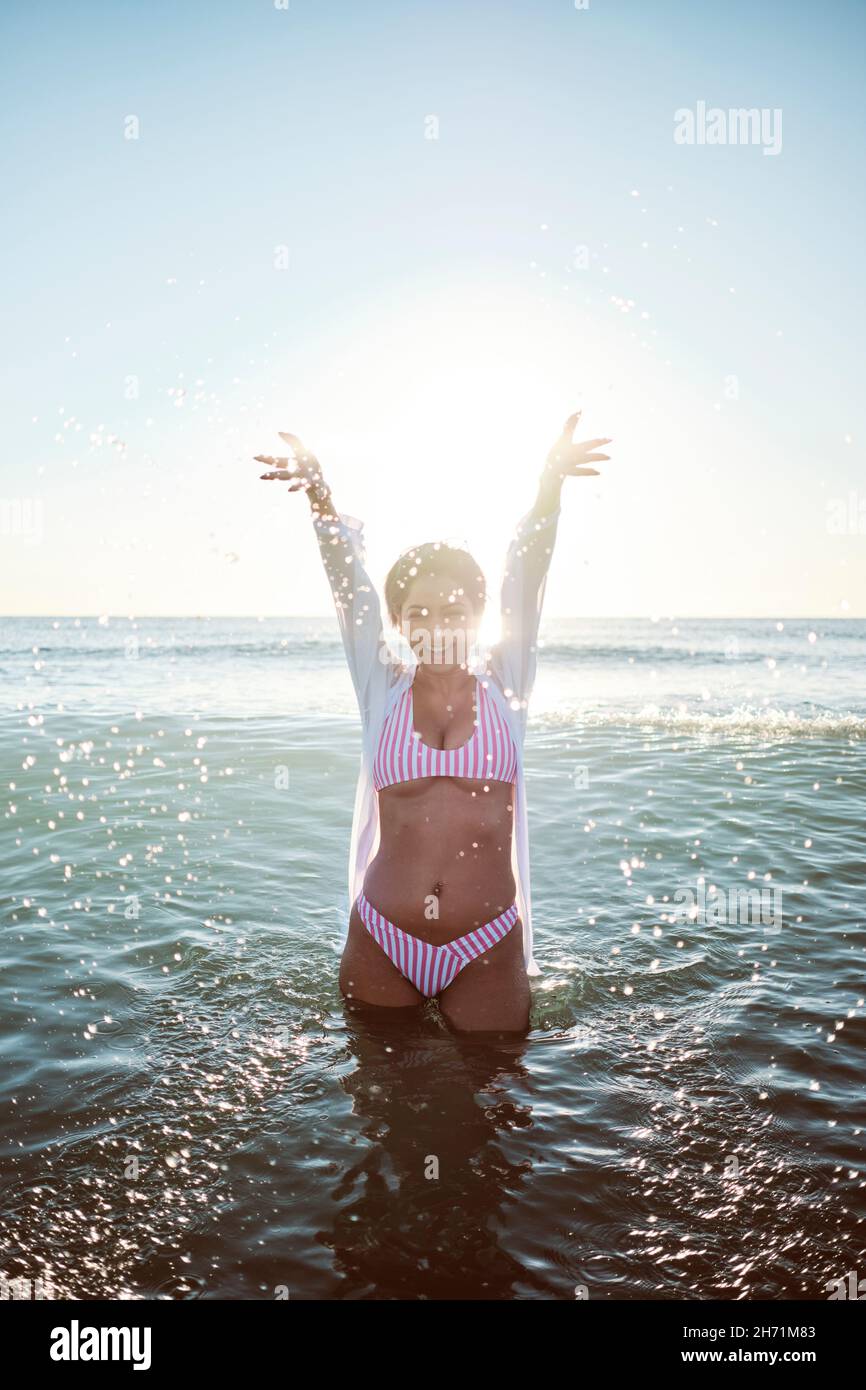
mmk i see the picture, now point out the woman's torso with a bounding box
[362,669,518,939]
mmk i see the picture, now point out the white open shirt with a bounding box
[313,501,561,977]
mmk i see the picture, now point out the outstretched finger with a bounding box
[560,410,582,440]
[254,454,291,468]
[278,431,311,457]
[575,438,612,451]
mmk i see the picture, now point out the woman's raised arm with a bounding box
[490,412,611,716]
[254,432,394,726]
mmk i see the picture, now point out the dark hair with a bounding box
[384,541,486,626]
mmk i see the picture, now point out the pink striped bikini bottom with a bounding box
[355,890,519,998]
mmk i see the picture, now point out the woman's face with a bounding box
[396,575,482,667]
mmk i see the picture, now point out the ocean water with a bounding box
[1,614,864,1301]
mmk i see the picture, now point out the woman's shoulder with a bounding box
[476,655,528,731]
[377,658,415,713]
[388,657,416,686]
[474,653,503,693]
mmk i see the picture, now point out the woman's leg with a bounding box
[339,901,426,1008]
[437,918,531,1034]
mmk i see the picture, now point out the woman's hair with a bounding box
[384,541,486,626]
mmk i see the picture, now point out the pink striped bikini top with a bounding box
[373,675,518,791]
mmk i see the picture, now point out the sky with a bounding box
[1,0,864,618]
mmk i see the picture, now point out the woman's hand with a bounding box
[544,411,611,480]
[253,432,335,515]
[536,411,611,512]
[254,431,324,490]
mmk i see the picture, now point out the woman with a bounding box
[255,413,611,1033]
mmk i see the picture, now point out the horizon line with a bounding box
[0,613,862,623]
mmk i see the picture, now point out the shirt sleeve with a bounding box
[489,503,561,712]
[312,509,395,727]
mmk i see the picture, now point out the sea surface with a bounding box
[1,615,864,1300]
